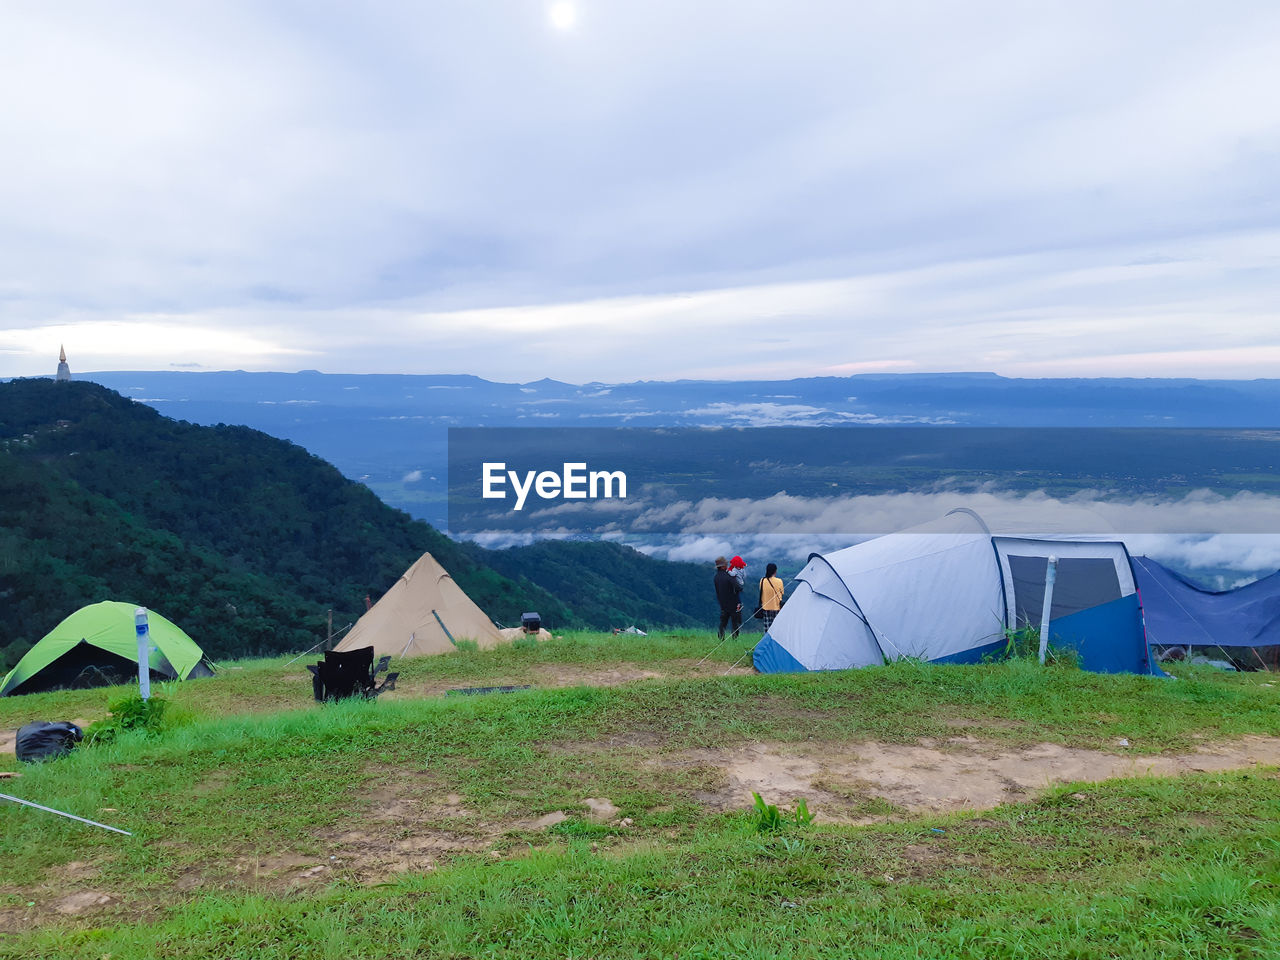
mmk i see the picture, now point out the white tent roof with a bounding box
[810,510,1005,662]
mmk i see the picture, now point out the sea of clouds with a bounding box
[459,487,1280,583]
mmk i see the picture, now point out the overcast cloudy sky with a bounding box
[2,2,1278,382]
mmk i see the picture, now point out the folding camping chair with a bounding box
[307,646,398,701]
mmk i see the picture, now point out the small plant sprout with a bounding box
[752,792,784,832]
[793,797,815,828]
[752,793,817,833]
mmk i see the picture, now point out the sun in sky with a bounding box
[548,2,577,31]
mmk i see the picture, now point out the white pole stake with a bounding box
[134,607,152,701]
[1,792,133,836]
[1038,556,1058,665]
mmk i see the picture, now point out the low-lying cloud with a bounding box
[482,487,1280,537]
[456,487,1280,579]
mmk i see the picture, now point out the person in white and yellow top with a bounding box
[758,562,785,630]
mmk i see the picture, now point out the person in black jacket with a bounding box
[713,556,743,640]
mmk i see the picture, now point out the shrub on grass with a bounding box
[998,624,1080,668]
[85,693,171,745]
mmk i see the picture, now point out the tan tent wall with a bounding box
[334,552,502,658]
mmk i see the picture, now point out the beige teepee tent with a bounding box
[334,552,502,658]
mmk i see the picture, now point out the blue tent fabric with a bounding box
[1132,556,1280,649]
[928,638,1008,666]
[1046,593,1165,676]
[752,632,809,673]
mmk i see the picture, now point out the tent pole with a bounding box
[134,607,152,701]
[1038,556,1058,665]
[432,610,456,646]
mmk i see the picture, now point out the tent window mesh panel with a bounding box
[1008,556,1122,628]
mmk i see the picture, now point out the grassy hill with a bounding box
[0,380,710,671]
[0,639,1277,957]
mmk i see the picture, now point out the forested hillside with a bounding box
[0,380,707,671]
[477,539,713,631]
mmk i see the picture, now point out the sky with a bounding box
[2,1,1278,382]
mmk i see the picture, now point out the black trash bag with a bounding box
[15,721,84,763]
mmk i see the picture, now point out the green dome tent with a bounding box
[1,601,212,697]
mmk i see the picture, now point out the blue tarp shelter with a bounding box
[1132,556,1280,669]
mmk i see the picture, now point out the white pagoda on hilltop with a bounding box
[56,345,71,381]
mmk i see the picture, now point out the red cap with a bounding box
[730,555,745,569]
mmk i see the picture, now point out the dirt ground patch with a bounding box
[5,733,1278,928]
[0,886,118,934]
[279,770,630,885]
[318,825,489,882]
[385,659,752,701]
[285,732,1280,882]
[662,734,1280,819]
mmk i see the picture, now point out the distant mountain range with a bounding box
[4,372,1275,670]
[0,380,716,672]
[61,371,1280,528]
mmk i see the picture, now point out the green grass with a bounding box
[1,633,1278,957]
[5,772,1279,959]
[0,630,748,733]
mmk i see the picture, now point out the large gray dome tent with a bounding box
[754,509,1162,675]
